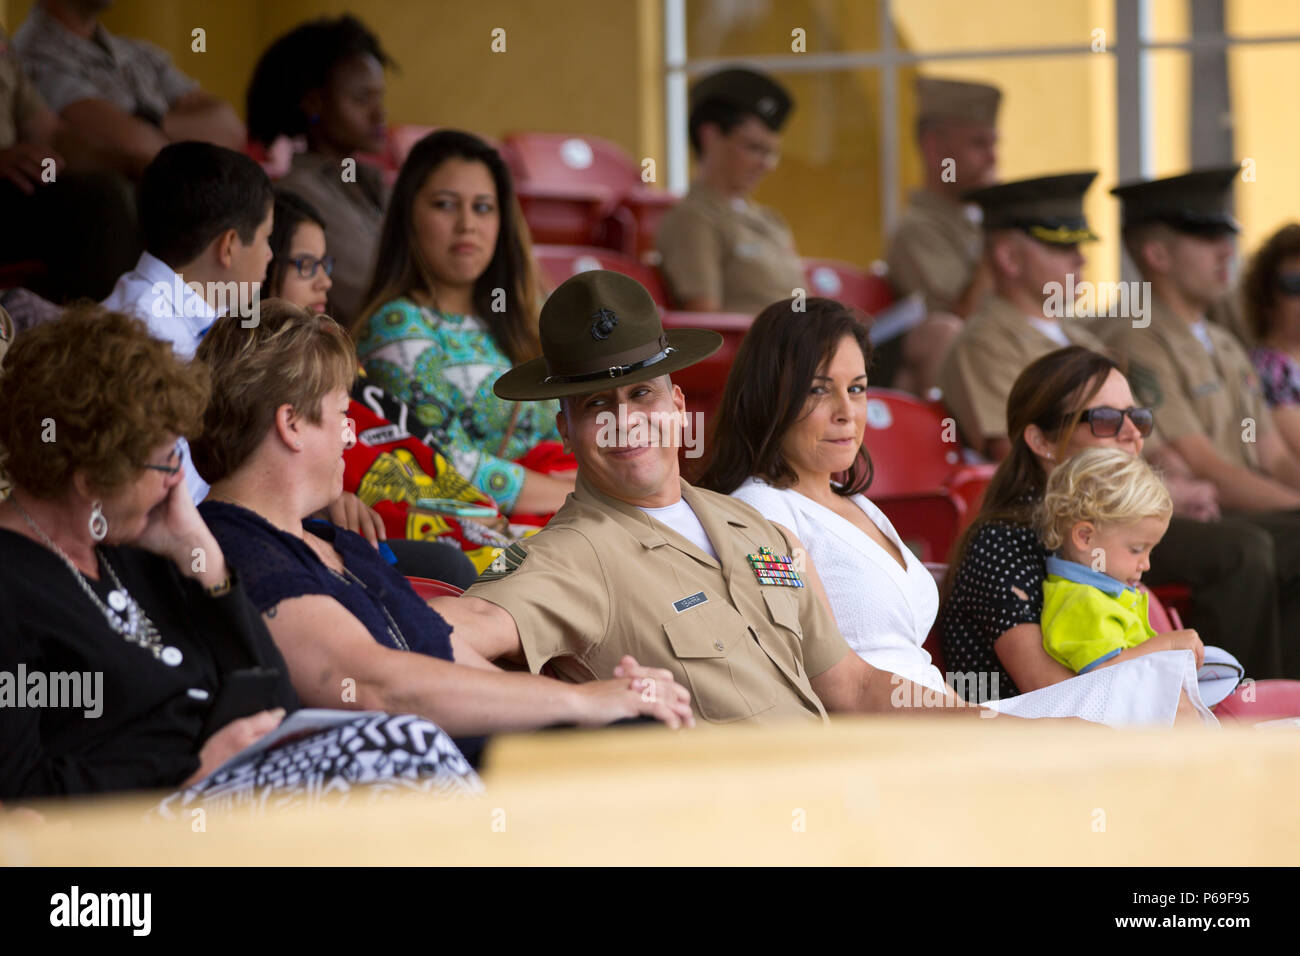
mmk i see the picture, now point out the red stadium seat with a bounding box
[406,576,465,600]
[802,258,894,315]
[388,124,439,169]
[863,389,995,562]
[505,132,675,256]
[1213,680,1300,724]
[534,245,668,306]
[662,309,753,428]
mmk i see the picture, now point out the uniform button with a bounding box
[713,640,725,651]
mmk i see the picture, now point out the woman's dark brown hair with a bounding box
[0,305,209,497]
[354,129,544,364]
[1241,222,1300,343]
[697,296,874,496]
[940,345,1123,602]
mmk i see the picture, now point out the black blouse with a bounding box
[939,520,1051,701]
[0,529,298,799]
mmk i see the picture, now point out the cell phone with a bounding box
[199,667,283,741]
[416,497,499,518]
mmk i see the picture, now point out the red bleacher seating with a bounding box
[406,576,465,600]
[802,258,894,315]
[864,389,995,562]
[505,132,676,256]
[534,245,668,306]
[663,309,752,427]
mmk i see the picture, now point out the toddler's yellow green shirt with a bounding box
[1041,556,1156,673]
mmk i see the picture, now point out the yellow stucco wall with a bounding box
[4,0,664,169]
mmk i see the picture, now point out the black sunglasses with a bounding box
[1078,405,1154,438]
[1276,272,1300,297]
[144,442,185,475]
[278,254,335,279]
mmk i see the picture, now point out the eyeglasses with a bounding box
[278,254,335,279]
[144,442,185,476]
[1078,405,1154,438]
[1276,273,1300,297]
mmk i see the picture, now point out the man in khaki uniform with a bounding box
[1107,168,1300,509]
[879,77,1001,395]
[937,172,1109,459]
[1107,167,1300,678]
[887,77,1001,316]
[656,68,806,315]
[432,270,995,725]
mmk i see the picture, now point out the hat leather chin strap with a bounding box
[542,334,676,386]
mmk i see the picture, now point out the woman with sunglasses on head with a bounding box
[942,346,1290,698]
[1244,223,1300,463]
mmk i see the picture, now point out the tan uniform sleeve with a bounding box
[775,526,852,679]
[944,322,1021,443]
[886,218,970,313]
[464,529,610,675]
[657,203,722,306]
[1116,331,1204,445]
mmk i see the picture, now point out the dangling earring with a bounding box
[88,500,108,542]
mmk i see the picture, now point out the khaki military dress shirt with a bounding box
[937,293,1107,445]
[466,474,853,725]
[656,181,806,315]
[885,189,983,313]
[1105,297,1270,471]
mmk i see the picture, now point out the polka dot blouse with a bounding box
[940,517,1051,701]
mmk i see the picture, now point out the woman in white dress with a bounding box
[698,296,1211,726]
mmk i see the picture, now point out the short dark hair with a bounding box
[246,14,393,145]
[697,297,875,497]
[266,189,327,297]
[138,142,273,268]
[688,99,754,155]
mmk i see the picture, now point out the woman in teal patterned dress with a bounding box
[352,130,576,515]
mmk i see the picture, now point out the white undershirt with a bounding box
[1028,317,1072,347]
[637,498,718,559]
[1191,320,1216,353]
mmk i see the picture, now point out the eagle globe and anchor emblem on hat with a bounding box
[493,270,724,400]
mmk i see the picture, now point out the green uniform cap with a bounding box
[1110,166,1241,236]
[689,67,794,131]
[963,171,1100,245]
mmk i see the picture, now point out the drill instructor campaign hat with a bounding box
[493,270,723,401]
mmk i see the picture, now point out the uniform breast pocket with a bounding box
[663,603,774,723]
[757,589,804,678]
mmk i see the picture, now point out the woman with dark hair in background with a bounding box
[246,14,394,322]
[265,188,511,579]
[353,129,574,518]
[1245,223,1300,463]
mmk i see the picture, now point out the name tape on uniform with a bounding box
[672,591,709,613]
